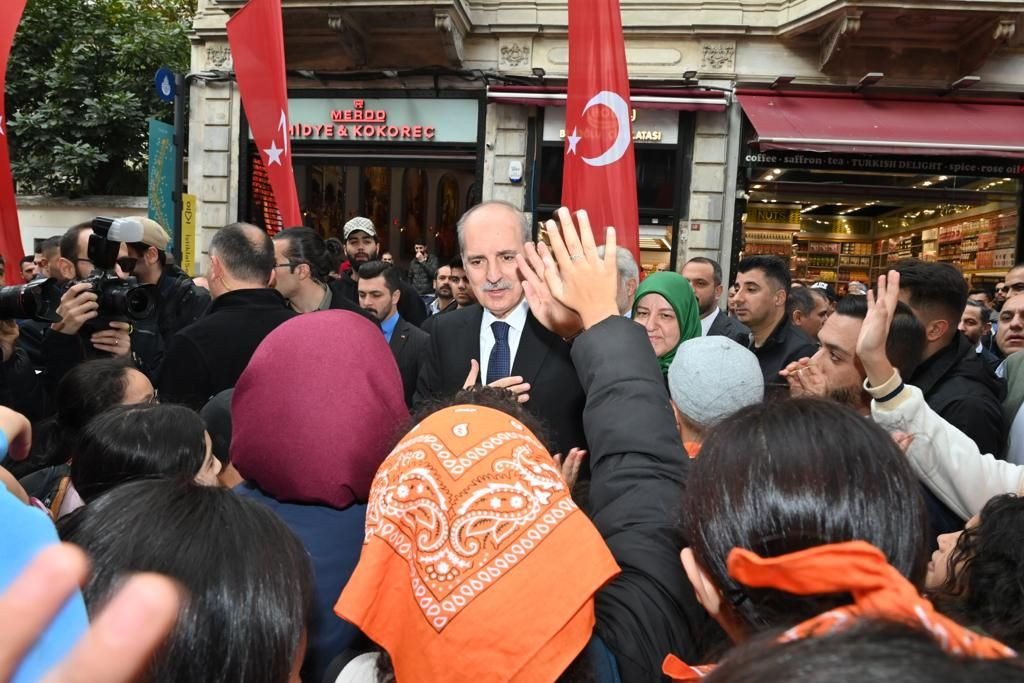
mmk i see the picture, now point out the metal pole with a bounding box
[172,73,187,265]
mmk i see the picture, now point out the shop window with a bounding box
[362,167,392,247]
[249,156,283,234]
[537,146,677,211]
[436,174,460,259]
[401,168,428,255]
[306,165,345,239]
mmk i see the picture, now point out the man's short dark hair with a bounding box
[60,222,93,261]
[835,295,926,380]
[448,256,464,270]
[209,223,274,284]
[893,259,967,325]
[686,257,723,286]
[965,298,991,324]
[786,286,827,317]
[40,236,61,255]
[968,287,992,303]
[358,261,400,293]
[737,255,791,291]
[19,255,34,267]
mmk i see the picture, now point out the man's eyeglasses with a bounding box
[997,286,1010,293]
[274,261,305,273]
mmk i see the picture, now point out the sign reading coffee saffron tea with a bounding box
[281,98,479,143]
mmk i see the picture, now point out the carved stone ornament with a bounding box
[701,43,735,71]
[205,44,232,70]
[500,43,531,68]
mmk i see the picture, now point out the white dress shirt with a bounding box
[479,297,530,383]
[700,307,720,336]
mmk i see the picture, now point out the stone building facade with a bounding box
[188,1,1024,285]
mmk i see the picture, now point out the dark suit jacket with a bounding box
[414,304,586,455]
[389,317,430,408]
[706,309,750,345]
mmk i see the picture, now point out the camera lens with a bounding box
[124,286,156,319]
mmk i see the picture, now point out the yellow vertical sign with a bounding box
[181,194,197,276]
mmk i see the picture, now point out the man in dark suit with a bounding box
[358,261,429,408]
[414,201,586,455]
[683,256,750,344]
[159,223,297,410]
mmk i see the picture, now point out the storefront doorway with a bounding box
[734,91,1024,293]
[243,93,483,264]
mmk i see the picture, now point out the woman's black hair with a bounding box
[933,493,1024,649]
[59,479,313,683]
[410,385,555,449]
[704,619,1024,683]
[684,398,928,635]
[275,226,340,283]
[70,403,207,502]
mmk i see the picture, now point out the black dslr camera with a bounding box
[0,277,62,322]
[75,217,158,330]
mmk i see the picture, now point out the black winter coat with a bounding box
[158,289,297,410]
[910,332,1006,457]
[573,315,713,681]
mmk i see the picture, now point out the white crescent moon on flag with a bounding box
[581,91,631,167]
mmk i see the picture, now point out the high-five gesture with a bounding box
[856,270,900,388]
[516,207,620,334]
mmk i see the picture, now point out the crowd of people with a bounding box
[2,202,1024,682]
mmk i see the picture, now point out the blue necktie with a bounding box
[486,321,511,385]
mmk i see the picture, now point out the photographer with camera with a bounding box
[40,219,160,397]
[123,217,210,341]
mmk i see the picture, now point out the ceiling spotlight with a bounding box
[770,75,796,90]
[853,72,884,93]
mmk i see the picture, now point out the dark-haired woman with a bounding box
[59,479,313,683]
[928,494,1024,650]
[18,357,156,515]
[231,310,408,682]
[70,403,220,503]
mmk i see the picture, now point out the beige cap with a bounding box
[126,216,170,251]
[343,216,377,240]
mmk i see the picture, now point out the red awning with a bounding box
[738,90,1024,158]
[487,85,728,112]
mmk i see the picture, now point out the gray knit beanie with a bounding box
[667,336,764,429]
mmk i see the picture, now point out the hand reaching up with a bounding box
[856,270,899,388]
[517,207,620,334]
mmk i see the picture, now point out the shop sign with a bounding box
[544,108,678,145]
[743,150,1024,178]
[746,205,801,229]
[277,98,479,143]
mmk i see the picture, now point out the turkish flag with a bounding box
[562,0,639,262]
[0,0,27,285]
[227,0,302,228]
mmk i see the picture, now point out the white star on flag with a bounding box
[566,127,581,155]
[0,115,5,136]
[263,139,284,166]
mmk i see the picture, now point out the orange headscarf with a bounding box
[663,541,1016,680]
[336,405,620,682]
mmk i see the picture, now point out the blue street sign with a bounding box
[155,67,176,103]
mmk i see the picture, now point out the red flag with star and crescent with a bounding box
[0,0,27,285]
[227,0,302,228]
[561,0,639,262]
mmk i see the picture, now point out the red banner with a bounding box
[0,1,27,285]
[227,0,302,228]
[561,0,640,263]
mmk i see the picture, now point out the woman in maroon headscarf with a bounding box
[229,310,407,682]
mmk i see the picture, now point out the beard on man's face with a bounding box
[437,283,452,298]
[828,385,869,411]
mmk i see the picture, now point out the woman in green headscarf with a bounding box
[631,271,702,375]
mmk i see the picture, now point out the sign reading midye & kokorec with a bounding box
[276,98,479,143]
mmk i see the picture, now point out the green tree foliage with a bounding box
[6,0,195,196]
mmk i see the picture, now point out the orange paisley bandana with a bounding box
[336,405,620,682]
[663,541,1015,680]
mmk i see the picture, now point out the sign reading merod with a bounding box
[279,98,479,143]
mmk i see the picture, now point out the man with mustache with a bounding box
[331,217,427,326]
[414,201,586,456]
